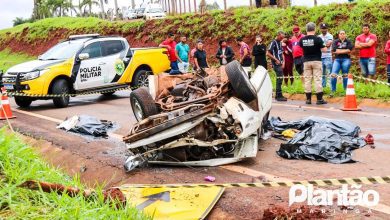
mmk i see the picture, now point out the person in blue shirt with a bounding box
[175,35,190,73]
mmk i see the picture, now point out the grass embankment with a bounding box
[0,49,34,72]
[0,128,148,219]
[271,73,390,101]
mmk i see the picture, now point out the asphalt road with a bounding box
[2,91,390,219]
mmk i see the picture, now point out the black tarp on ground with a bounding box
[57,115,113,138]
[267,116,366,164]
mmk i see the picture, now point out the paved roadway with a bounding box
[2,91,390,219]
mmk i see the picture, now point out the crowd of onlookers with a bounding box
[159,23,390,105]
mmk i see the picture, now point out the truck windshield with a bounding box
[39,40,84,60]
[149,8,163,13]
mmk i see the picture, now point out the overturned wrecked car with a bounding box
[123,61,273,171]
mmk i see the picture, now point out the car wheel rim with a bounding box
[138,73,149,87]
[132,98,144,121]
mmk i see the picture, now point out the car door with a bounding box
[74,41,107,90]
[100,40,126,85]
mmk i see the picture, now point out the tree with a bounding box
[13,17,32,26]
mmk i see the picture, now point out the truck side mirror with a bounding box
[78,53,90,60]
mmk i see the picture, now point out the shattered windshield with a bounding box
[39,40,84,60]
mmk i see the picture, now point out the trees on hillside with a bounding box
[31,0,105,20]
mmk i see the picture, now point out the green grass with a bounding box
[269,71,390,101]
[0,128,149,219]
[0,49,35,72]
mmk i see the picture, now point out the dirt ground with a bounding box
[2,92,390,219]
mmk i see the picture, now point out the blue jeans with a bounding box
[387,64,390,83]
[331,58,351,92]
[169,61,181,75]
[321,57,332,87]
[359,58,376,77]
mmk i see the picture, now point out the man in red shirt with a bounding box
[159,33,180,74]
[385,30,390,84]
[355,24,377,79]
[291,25,305,77]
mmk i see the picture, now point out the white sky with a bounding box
[0,0,350,30]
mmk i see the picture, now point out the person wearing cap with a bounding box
[299,22,328,105]
[252,35,267,69]
[355,24,377,79]
[159,33,180,75]
[385,30,390,84]
[216,38,235,66]
[236,37,252,68]
[267,31,287,101]
[291,25,305,80]
[193,40,209,71]
[318,23,333,88]
[330,30,354,96]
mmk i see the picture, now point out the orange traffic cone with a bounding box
[0,87,16,120]
[341,74,361,111]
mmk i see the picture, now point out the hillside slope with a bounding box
[0,0,389,72]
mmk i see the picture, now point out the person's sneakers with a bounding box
[316,92,327,105]
[305,93,312,104]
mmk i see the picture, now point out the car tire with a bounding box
[102,91,115,96]
[225,60,257,103]
[130,87,158,121]
[14,97,32,108]
[52,79,70,108]
[131,69,150,88]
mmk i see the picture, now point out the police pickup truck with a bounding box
[2,34,170,108]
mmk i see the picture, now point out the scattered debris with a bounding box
[364,133,375,146]
[123,62,273,172]
[269,116,366,163]
[281,129,296,138]
[57,115,114,138]
[204,176,216,182]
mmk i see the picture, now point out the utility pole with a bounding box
[114,0,119,18]
[131,0,136,9]
[194,0,197,13]
[99,0,105,19]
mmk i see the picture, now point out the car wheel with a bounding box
[225,60,257,103]
[14,97,32,108]
[101,91,115,96]
[52,79,70,108]
[131,69,150,88]
[130,87,158,121]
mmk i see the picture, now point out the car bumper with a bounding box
[2,76,46,95]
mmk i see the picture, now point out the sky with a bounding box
[0,0,350,30]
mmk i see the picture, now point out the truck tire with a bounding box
[131,69,150,88]
[14,97,32,108]
[225,60,257,103]
[130,87,158,121]
[52,79,70,108]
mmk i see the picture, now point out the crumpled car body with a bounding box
[123,61,273,171]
